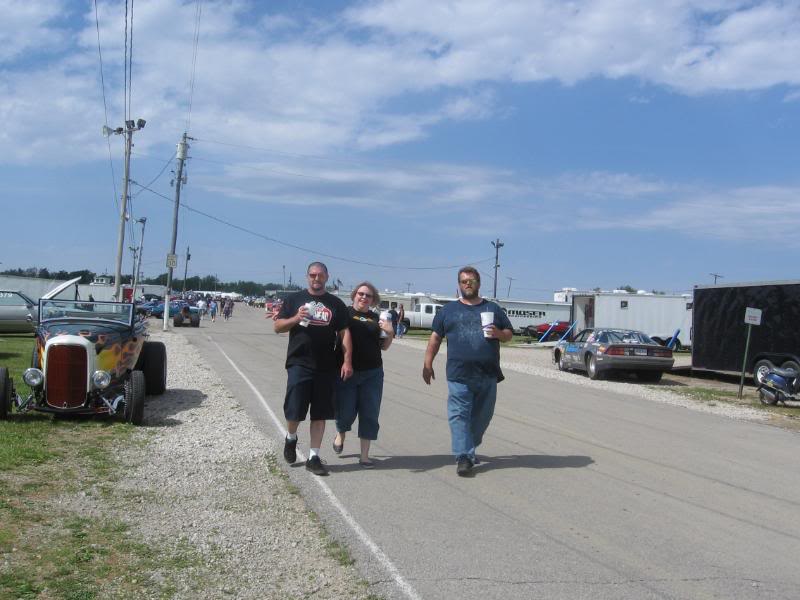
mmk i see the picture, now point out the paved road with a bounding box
[179,306,800,600]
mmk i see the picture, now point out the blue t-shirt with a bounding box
[431,299,513,383]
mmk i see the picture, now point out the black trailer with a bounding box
[693,280,800,377]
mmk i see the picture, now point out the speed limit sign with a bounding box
[166,253,178,269]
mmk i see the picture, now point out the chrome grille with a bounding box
[46,345,88,409]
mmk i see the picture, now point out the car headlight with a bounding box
[92,370,112,389]
[23,368,44,388]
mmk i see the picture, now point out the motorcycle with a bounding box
[756,363,800,405]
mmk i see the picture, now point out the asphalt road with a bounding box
[179,306,800,600]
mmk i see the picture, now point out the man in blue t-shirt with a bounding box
[422,266,513,477]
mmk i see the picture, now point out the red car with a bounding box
[525,321,571,339]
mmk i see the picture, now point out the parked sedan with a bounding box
[0,290,37,333]
[553,328,674,382]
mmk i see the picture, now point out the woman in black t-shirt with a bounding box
[333,282,394,467]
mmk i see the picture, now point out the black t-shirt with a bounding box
[278,290,349,372]
[337,307,383,371]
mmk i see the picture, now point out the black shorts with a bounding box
[283,366,336,421]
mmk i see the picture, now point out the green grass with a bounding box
[0,329,205,599]
[0,333,34,382]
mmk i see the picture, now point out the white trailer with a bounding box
[571,292,693,349]
[430,296,570,334]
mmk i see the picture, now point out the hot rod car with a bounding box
[0,296,166,425]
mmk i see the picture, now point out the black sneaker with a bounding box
[283,436,297,464]
[305,455,329,476]
[456,457,474,477]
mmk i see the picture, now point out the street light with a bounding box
[131,217,147,299]
[105,118,146,301]
[491,238,504,299]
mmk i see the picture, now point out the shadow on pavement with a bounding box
[144,388,207,427]
[326,453,594,474]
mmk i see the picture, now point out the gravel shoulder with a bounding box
[77,328,375,599]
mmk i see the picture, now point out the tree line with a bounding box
[0,267,299,297]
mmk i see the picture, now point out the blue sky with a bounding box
[1,0,799,300]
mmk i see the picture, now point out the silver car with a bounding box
[553,328,674,382]
[0,290,37,333]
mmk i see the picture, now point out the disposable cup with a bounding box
[481,312,494,338]
[379,311,391,338]
[300,302,314,327]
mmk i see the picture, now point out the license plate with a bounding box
[634,348,648,356]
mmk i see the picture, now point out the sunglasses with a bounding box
[307,273,326,279]
[459,278,478,286]
[356,291,374,299]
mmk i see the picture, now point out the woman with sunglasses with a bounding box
[333,282,394,467]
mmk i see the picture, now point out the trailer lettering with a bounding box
[502,308,547,319]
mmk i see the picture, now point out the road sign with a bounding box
[744,307,762,326]
[166,253,178,269]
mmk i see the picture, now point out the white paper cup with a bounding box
[300,302,314,327]
[481,312,494,338]
[379,311,391,338]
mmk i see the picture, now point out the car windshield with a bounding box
[605,330,655,345]
[39,299,134,326]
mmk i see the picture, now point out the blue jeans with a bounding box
[447,377,497,461]
[335,367,384,440]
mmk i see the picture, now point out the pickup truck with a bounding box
[402,302,443,330]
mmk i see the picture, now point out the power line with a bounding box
[186,0,202,132]
[93,0,119,217]
[131,180,494,271]
[132,152,176,198]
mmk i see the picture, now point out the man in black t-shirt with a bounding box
[275,262,352,476]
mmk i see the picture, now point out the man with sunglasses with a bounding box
[422,266,513,477]
[275,262,352,476]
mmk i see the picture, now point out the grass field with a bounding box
[0,334,193,599]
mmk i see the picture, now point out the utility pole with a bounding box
[710,272,723,285]
[491,238,504,299]
[506,276,515,298]
[107,119,146,301]
[131,217,146,300]
[163,132,190,331]
[406,282,412,293]
[182,246,191,293]
[282,265,286,290]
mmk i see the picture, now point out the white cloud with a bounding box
[0,0,64,63]
[1,0,798,166]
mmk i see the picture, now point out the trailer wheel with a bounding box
[753,359,774,385]
[781,360,800,376]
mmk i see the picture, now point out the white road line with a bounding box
[209,336,423,600]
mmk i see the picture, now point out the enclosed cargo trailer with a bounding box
[571,292,693,349]
[692,280,800,375]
